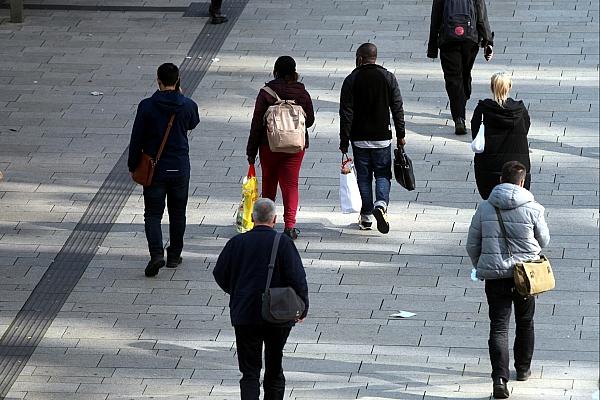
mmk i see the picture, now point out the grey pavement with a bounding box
[0,0,599,399]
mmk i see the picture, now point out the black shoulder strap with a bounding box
[264,233,282,291]
[495,207,514,258]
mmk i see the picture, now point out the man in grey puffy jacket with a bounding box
[466,161,550,399]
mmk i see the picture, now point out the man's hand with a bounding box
[484,45,493,62]
[296,318,305,323]
[397,137,406,147]
[247,156,256,165]
[340,146,348,154]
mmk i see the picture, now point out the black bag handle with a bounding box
[264,233,282,291]
[495,207,514,258]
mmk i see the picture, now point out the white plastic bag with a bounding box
[339,157,362,214]
[470,125,485,153]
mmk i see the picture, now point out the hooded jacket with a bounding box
[466,183,550,280]
[427,0,494,58]
[246,78,315,160]
[128,90,200,178]
[471,98,531,173]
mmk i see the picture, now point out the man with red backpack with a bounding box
[428,0,494,135]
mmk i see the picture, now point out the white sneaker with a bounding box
[358,215,373,230]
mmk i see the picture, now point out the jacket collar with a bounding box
[251,225,275,232]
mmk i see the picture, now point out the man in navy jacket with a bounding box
[213,198,309,400]
[128,63,199,277]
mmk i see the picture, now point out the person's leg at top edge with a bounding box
[208,0,228,24]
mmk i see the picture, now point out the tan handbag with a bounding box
[495,207,555,296]
[132,114,175,186]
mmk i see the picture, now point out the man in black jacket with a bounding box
[213,198,309,400]
[427,0,494,135]
[128,63,200,277]
[339,43,406,234]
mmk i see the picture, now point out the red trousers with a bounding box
[259,145,304,229]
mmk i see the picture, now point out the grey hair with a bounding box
[252,198,277,224]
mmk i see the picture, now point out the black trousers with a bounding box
[210,0,222,13]
[440,41,479,120]
[143,175,189,260]
[234,325,292,400]
[485,278,536,382]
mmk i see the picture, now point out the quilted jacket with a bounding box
[466,183,550,280]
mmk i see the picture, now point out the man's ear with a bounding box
[499,176,505,183]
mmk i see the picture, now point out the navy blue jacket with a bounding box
[213,226,309,326]
[128,90,200,178]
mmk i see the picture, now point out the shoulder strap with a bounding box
[264,233,282,291]
[155,114,175,162]
[495,207,514,258]
[261,86,281,102]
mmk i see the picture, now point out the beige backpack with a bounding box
[261,86,306,153]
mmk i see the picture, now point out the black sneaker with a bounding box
[372,206,390,234]
[210,14,228,24]
[166,256,182,269]
[454,117,467,135]
[516,369,531,381]
[493,378,510,399]
[283,227,299,240]
[144,258,165,277]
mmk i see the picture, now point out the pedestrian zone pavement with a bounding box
[0,0,598,399]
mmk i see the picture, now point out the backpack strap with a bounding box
[261,86,282,102]
[264,233,282,291]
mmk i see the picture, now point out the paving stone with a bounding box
[0,0,598,399]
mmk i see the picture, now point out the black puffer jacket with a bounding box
[471,98,531,173]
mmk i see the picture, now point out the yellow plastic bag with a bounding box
[236,165,259,233]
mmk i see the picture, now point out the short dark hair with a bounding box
[157,63,179,86]
[501,161,527,184]
[273,56,298,82]
[356,42,377,61]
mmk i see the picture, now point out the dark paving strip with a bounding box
[0,1,248,398]
[0,1,198,12]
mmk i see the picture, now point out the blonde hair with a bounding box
[490,72,512,107]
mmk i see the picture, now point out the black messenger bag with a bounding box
[261,233,306,324]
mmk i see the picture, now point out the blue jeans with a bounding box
[351,145,392,216]
[143,175,189,260]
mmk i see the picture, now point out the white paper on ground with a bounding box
[389,310,416,319]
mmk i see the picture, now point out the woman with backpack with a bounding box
[471,72,531,199]
[246,56,315,240]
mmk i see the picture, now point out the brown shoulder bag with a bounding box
[132,114,175,186]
